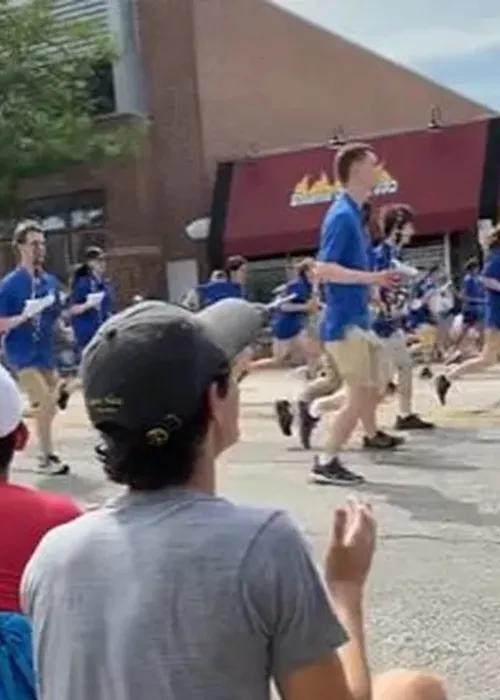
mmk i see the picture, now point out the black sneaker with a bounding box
[309,456,365,485]
[363,430,404,450]
[57,384,70,411]
[435,374,451,406]
[274,400,293,437]
[386,381,398,395]
[395,413,435,430]
[420,366,433,379]
[298,400,319,450]
[37,454,70,476]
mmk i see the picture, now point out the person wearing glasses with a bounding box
[0,220,69,475]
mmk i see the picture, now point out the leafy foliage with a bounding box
[0,0,142,215]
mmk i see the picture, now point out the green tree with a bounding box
[0,0,142,221]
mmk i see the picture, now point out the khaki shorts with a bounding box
[325,327,389,390]
[320,346,343,388]
[17,368,59,409]
[416,324,437,350]
[383,331,412,371]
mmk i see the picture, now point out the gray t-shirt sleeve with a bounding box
[240,511,348,678]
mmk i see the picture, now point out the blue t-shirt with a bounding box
[371,241,403,338]
[407,277,435,329]
[70,274,114,349]
[197,281,243,308]
[0,267,62,371]
[482,251,500,328]
[462,273,485,319]
[373,240,398,272]
[317,193,370,341]
[271,277,312,340]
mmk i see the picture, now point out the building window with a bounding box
[22,189,106,235]
[88,60,116,116]
[245,257,290,303]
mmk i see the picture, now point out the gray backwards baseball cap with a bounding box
[81,298,265,442]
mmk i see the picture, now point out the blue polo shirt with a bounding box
[271,276,312,340]
[371,241,405,338]
[482,250,500,328]
[407,277,435,329]
[373,240,398,272]
[462,273,485,320]
[317,193,370,341]
[0,267,62,371]
[197,280,243,308]
[70,274,115,349]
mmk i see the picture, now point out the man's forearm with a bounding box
[480,275,500,292]
[330,586,371,700]
[0,315,26,333]
[316,262,375,286]
[280,303,310,313]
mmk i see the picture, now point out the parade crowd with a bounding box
[2,143,500,697]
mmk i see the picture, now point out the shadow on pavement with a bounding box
[363,481,500,528]
[35,472,103,503]
[366,448,479,473]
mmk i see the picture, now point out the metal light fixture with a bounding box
[244,143,260,160]
[185,218,211,242]
[327,126,347,148]
[428,105,443,131]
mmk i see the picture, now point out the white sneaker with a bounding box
[37,454,70,475]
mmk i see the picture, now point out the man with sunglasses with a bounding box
[371,205,434,431]
[0,220,70,475]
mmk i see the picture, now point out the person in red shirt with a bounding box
[0,364,82,613]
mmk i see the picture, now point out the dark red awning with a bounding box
[223,120,488,257]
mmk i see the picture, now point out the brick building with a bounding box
[8,0,494,303]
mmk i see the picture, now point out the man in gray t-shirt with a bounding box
[22,491,345,700]
[21,298,446,700]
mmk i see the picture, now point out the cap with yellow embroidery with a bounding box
[81,298,265,444]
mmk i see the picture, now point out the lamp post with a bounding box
[428,105,444,131]
[327,125,347,148]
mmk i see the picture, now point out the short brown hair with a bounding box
[379,204,415,238]
[295,257,314,277]
[225,255,247,275]
[12,219,43,247]
[334,143,374,185]
[464,257,479,272]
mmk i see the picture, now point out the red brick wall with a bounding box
[133,0,212,262]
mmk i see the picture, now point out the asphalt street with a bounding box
[12,368,500,700]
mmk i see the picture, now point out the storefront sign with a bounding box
[289,168,398,207]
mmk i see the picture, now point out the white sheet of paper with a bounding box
[87,291,105,307]
[392,259,419,279]
[23,293,55,319]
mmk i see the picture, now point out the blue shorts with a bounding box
[272,326,304,341]
[463,310,483,327]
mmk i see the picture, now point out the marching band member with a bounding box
[436,225,500,405]
[186,256,247,310]
[69,246,114,359]
[253,258,320,374]
[407,266,442,379]
[372,205,434,430]
[0,220,69,474]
